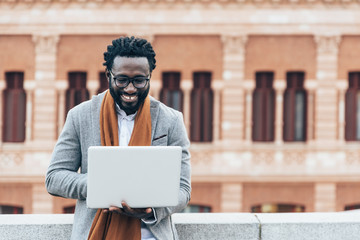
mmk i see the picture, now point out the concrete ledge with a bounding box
[173,213,260,240]
[258,212,360,240]
[0,212,360,240]
[0,214,73,240]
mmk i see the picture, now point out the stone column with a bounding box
[221,35,248,143]
[243,80,255,144]
[87,79,99,99]
[336,80,348,144]
[305,80,317,143]
[181,80,193,137]
[274,80,286,144]
[32,34,59,143]
[32,183,53,213]
[0,81,5,145]
[24,81,36,143]
[150,79,161,101]
[314,182,336,212]
[212,80,223,143]
[314,35,341,143]
[55,80,68,137]
[221,183,243,212]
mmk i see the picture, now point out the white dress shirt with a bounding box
[115,104,157,240]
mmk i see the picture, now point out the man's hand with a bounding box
[106,201,153,219]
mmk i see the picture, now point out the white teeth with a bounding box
[122,95,136,100]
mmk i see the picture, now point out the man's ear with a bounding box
[105,69,110,82]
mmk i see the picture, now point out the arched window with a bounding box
[98,71,108,94]
[251,203,305,213]
[190,72,213,142]
[0,205,23,214]
[65,72,89,117]
[160,72,183,112]
[283,72,307,141]
[2,72,26,142]
[252,72,275,142]
[345,72,360,141]
[182,204,211,213]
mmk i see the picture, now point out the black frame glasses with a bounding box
[108,69,150,89]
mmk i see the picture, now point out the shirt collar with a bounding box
[115,103,137,121]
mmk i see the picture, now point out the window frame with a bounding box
[345,72,360,141]
[252,71,275,142]
[190,71,214,142]
[2,71,27,143]
[65,71,89,118]
[160,71,184,112]
[283,71,307,142]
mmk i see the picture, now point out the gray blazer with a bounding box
[45,92,191,240]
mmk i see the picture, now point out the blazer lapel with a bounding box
[149,96,160,142]
[91,91,106,146]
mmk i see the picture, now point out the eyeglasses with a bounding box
[108,69,150,89]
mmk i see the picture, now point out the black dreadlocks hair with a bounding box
[103,36,156,72]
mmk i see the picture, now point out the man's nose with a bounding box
[124,82,136,94]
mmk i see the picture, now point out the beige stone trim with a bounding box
[314,182,336,212]
[314,35,341,55]
[274,79,286,145]
[32,183,53,214]
[55,80,68,137]
[0,81,5,146]
[221,183,243,212]
[180,79,193,137]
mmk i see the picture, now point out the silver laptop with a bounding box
[87,146,182,209]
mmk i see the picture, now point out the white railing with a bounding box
[0,212,359,240]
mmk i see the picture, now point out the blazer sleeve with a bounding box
[45,108,88,200]
[147,111,191,226]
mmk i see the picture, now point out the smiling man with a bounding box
[45,36,191,240]
[108,56,150,115]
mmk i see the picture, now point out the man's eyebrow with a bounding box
[114,74,147,77]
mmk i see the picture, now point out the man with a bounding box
[45,36,191,240]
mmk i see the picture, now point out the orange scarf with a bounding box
[88,91,152,240]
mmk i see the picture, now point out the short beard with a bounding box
[109,80,150,115]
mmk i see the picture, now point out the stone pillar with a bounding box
[244,80,255,144]
[150,79,161,101]
[221,35,248,143]
[32,183,53,213]
[0,81,5,145]
[32,34,59,143]
[274,80,286,144]
[336,79,348,144]
[24,81,36,143]
[314,183,336,212]
[55,80,68,137]
[212,80,223,143]
[221,183,243,212]
[305,80,317,143]
[181,80,193,137]
[87,79,99,99]
[314,35,341,143]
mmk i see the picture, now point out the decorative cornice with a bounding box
[221,34,248,55]
[314,35,341,55]
[32,34,59,55]
[2,0,360,7]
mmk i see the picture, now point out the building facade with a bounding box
[1,0,360,214]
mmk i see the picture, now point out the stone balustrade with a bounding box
[0,212,359,240]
